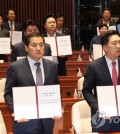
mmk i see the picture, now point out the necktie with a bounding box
[10,22,14,31]
[112,62,118,86]
[34,62,43,86]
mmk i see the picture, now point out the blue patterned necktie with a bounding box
[34,62,43,86]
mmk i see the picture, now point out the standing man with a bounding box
[11,19,51,62]
[2,8,22,31]
[0,14,10,62]
[55,13,71,35]
[42,14,67,76]
[82,30,120,132]
[4,33,60,134]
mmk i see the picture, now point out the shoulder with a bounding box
[42,58,57,66]
[56,32,65,36]
[13,41,25,48]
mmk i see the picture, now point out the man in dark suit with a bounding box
[4,33,60,134]
[11,19,51,62]
[89,23,108,59]
[42,14,67,76]
[82,30,120,132]
[0,14,10,62]
[93,8,116,36]
[55,13,71,35]
[2,8,22,31]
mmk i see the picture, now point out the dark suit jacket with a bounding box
[82,56,120,115]
[11,41,52,62]
[4,57,59,131]
[62,27,71,35]
[2,21,22,31]
[89,35,101,55]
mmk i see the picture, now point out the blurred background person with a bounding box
[55,13,71,35]
[11,19,51,62]
[0,14,10,62]
[89,23,108,60]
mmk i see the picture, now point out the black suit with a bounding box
[4,57,59,133]
[0,27,10,62]
[42,32,67,76]
[62,27,71,35]
[82,56,120,132]
[2,21,22,31]
[11,41,52,62]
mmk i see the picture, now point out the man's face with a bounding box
[102,10,111,21]
[103,35,120,61]
[7,10,16,22]
[99,26,108,36]
[24,25,39,36]
[56,17,64,29]
[0,16,3,26]
[25,37,45,61]
[44,17,56,33]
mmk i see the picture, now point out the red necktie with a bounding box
[112,62,118,86]
[10,22,14,31]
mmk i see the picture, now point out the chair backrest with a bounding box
[71,100,92,133]
[77,76,84,98]
[0,78,6,102]
[0,110,7,134]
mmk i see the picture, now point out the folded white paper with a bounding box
[13,85,62,120]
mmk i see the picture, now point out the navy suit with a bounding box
[89,35,101,55]
[2,21,22,31]
[11,41,52,62]
[4,57,59,134]
[82,56,120,132]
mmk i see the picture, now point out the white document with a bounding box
[93,44,103,60]
[11,31,22,45]
[97,86,120,117]
[44,37,57,56]
[13,85,62,120]
[43,56,53,61]
[0,38,11,54]
[109,25,116,31]
[37,85,62,118]
[56,35,72,56]
[13,86,37,120]
[17,56,25,60]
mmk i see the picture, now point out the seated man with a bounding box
[11,19,51,62]
[89,23,108,60]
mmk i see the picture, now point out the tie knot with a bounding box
[10,22,13,25]
[112,62,116,67]
[34,62,40,67]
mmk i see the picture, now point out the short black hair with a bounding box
[25,33,45,46]
[6,8,16,15]
[55,13,64,19]
[43,14,55,25]
[102,8,111,14]
[101,30,120,46]
[23,19,39,31]
[98,23,108,30]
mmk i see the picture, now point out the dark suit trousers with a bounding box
[92,116,120,132]
[13,119,53,134]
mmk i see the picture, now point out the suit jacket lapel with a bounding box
[99,56,113,84]
[21,58,35,85]
[117,58,120,85]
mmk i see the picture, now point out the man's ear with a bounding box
[103,45,107,52]
[25,45,28,52]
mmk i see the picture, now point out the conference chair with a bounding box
[71,100,92,133]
